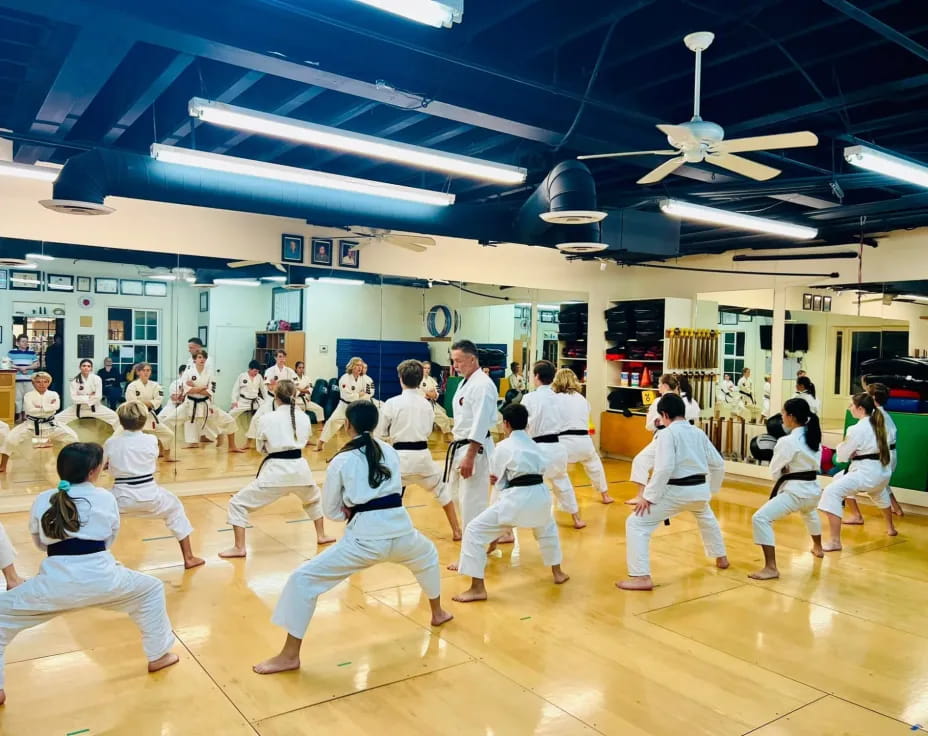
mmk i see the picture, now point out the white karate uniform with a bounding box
[123,379,174,449]
[0,482,175,689]
[751,426,822,546]
[377,388,451,506]
[270,440,440,639]
[0,421,9,451]
[818,417,892,516]
[737,376,755,406]
[294,374,325,423]
[319,372,366,444]
[508,373,526,393]
[457,430,562,578]
[879,405,898,474]
[104,431,193,540]
[227,405,321,528]
[555,390,608,494]
[629,395,667,486]
[55,374,120,430]
[447,370,498,529]
[717,379,737,409]
[245,364,296,438]
[185,355,218,441]
[626,420,727,577]
[0,521,14,571]
[1,390,77,456]
[176,367,236,444]
[763,381,772,416]
[419,374,452,434]
[682,393,701,422]
[794,391,820,415]
[521,385,578,514]
[229,371,267,421]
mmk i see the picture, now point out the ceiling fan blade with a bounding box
[637,156,686,184]
[348,241,371,252]
[706,153,780,181]
[272,262,286,272]
[711,131,818,154]
[657,123,698,145]
[228,260,262,269]
[578,149,678,160]
[398,242,428,253]
[388,234,436,247]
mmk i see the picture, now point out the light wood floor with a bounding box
[1,430,927,734]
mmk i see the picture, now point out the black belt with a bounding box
[26,414,55,435]
[443,434,489,482]
[506,473,544,487]
[533,434,560,444]
[257,448,303,476]
[667,475,706,486]
[114,474,154,486]
[852,453,881,463]
[47,538,106,556]
[395,441,428,451]
[346,492,403,521]
[769,470,818,500]
[239,393,262,413]
[890,443,896,450]
[76,403,97,419]
[559,429,589,437]
[186,395,210,427]
[740,391,754,402]
[340,397,351,404]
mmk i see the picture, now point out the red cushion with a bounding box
[889,388,920,399]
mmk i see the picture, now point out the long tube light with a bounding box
[318,277,365,286]
[844,145,928,189]
[188,98,524,185]
[214,278,261,287]
[0,160,58,182]
[151,144,454,207]
[659,199,817,240]
[353,0,460,27]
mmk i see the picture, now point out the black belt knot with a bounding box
[76,403,97,419]
[186,395,210,427]
[346,492,403,521]
[769,469,818,500]
[257,448,303,476]
[26,414,55,435]
[442,436,487,482]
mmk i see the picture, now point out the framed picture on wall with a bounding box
[812,294,823,311]
[719,311,738,325]
[823,296,832,312]
[76,276,91,292]
[95,277,118,294]
[144,280,167,297]
[281,234,304,264]
[803,293,813,310]
[338,240,360,269]
[120,279,143,296]
[77,334,95,360]
[310,238,333,266]
[47,274,74,292]
[199,290,209,312]
[0,269,7,290]
[198,326,208,345]
[10,270,41,290]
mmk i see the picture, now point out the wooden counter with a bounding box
[0,370,15,427]
[600,411,652,459]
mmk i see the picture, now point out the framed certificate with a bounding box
[120,279,143,296]
[47,273,74,291]
[95,277,118,294]
[144,280,168,297]
[10,270,41,290]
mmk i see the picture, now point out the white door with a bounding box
[212,326,257,408]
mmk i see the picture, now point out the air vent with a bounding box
[556,242,608,254]
[40,199,114,216]
[539,209,607,224]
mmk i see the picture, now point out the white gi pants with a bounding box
[752,491,821,546]
[298,398,325,424]
[0,419,77,456]
[227,460,322,528]
[536,441,579,514]
[431,403,452,434]
[271,530,440,639]
[14,383,29,414]
[318,401,349,444]
[112,481,194,540]
[0,553,174,688]
[245,400,272,439]
[55,403,121,431]
[457,484,562,578]
[0,522,15,571]
[560,434,608,493]
[626,492,727,577]
[630,439,657,486]
[448,443,492,529]
[177,399,236,444]
[398,449,452,506]
[818,460,892,516]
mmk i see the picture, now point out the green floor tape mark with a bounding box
[520,616,532,620]
[142,535,175,542]
[67,729,90,736]
[337,661,351,667]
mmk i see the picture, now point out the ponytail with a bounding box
[41,443,103,539]
[852,392,890,466]
[336,401,391,488]
[41,481,82,540]
[274,379,300,442]
[784,397,821,452]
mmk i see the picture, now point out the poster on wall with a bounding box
[77,334,95,360]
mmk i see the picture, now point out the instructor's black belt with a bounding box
[442,433,490,482]
[532,434,560,444]
[768,470,818,500]
[395,441,428,451]
[47,538,106,557]
[507,474,544,487]
[346,492,403,521]
[257,448,302,476]
[667,475,706,486]
[26,414,55,436]
[186,395,210,427]
[559,429,589,437]
[114,474,154,486]
[75,403,97,419]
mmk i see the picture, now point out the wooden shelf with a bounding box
[605,358,663,363]
[254,331,305,370]
[607,384,653,390]
[560,355,587,361]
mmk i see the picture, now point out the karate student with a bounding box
[124,362,176,462]
[0,372,78,473]
[794,376,820,414]
[104,402,203,568]
[551,368,612,504]
[749,397,824,580]
[444,340,498,541]
[737,367,755,408]
[844,382,904,522]
[253,400,452,675]
[454,403,568,603]
[230,360,267,446]
[0,522,24,590]
[0,443,177,705]
[220,380,334,558]
[168,365,187,407]
[294,361,326,424]
[376,360,462,540]
[679,374,701,423]
[177,351,242,452]
[419,360,453,436]
[618,393,729,591]
[763,375,772,417]
[717,373,736,410]
[316,356,366,450]
[55,359,121,432]
[245,351,295,441]
[818,392,896,550]
[507,362,526,394]
[627,374,679,501]
[184,338,218,442]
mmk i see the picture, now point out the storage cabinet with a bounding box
[0,370,15,427]
[254,331,305,371]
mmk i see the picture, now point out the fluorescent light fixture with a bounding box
[188,98,523,184]
[10,277,38,284]
[352,0,461,28]
[214,278,261,287]
[261,275,287,282]
[659,199,817,240]
[318,277,364,286]
[0,160,59,182]
[14,262,37,270]
[844,145,928,188]
[152,144,454,207]
[537,304,560,310]
[25,253,54,261]
[900,294,928,302]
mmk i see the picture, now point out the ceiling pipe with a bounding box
[732,251,860,262]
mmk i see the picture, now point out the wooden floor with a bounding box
[1,428,927,735]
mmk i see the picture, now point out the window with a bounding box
[722,331,745,377]
[848,330,908,394]
[107,308,160,381]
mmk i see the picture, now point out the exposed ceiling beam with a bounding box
[161,69,264,145]
[264,99,379,162]
[806,191,928,221]
[820,0,928,62]
[340,122,476,178]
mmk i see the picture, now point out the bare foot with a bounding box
[199,436,213,443]
[601,493,615,504]
[553,570,569,584]
[314,443,324,452]
[842,516,864,526]
[4,574,25,590]
[811,545,824,558]
[0,467,6,474]
[616,577,654,591]
[148,652,180,673]
[891,497,904,517]
[447,562,459,571]
[452,529,462,542]
[228,447,247,454]
[748,567,779,580]
[219,546,247,558]
[486,539,499,556]
[495,531,515,544]
[163,457,180,463]
[822,541,842,552]
[573,518,587,530]
[253,654,301,675]
[452,587,488,603]
[0,688,5,705]
[716,556,730,569]
[431,609,454,626]
[887,528,898,537]
[316,535,337,545]
[183,443,200,449]
[184,556,206,569]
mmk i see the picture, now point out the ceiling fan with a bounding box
[578,31,818,184]
[343,228,437,253]
[227,259,286,272]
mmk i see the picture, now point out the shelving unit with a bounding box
[558,302,588,391]
[254,331,305,371]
